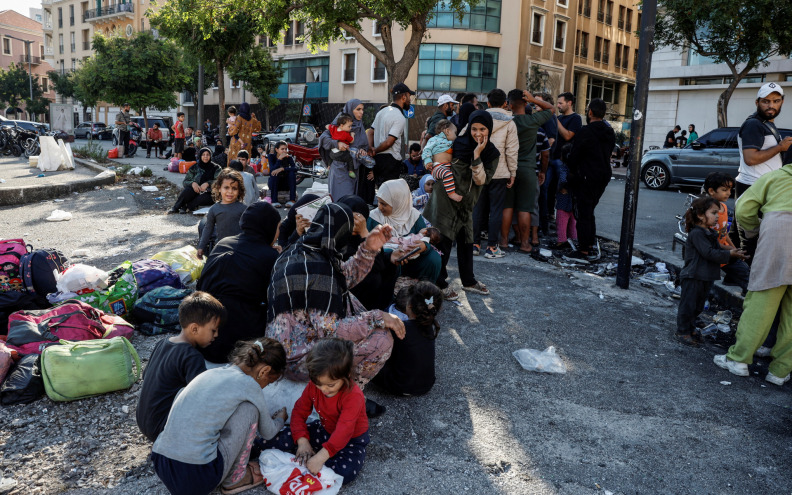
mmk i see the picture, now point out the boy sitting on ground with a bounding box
[421,120,461,201]
[136,291,226,442]
[327,113,358,179]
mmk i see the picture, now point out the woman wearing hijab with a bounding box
[412,174,435,212]
[276,193,319,249]
[337,195,400,311]
[266,203,405,393]
[168,147,222,214]
[197,202,282,363]
[368,179,442,283]
[423,110,500,300]
[227,102,261,161]
[320,99,370,200]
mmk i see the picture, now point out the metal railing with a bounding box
[84,3,134,21]
[70,43,76,52]
[19,54,42,65]
[83,41,90,50]
[603,53,609,65]
[582,6,591,17]
[597,10,604,22]
[618,19,624,29]
[44,46,54,56]
[43,21,53,30]
[605,13,612,25]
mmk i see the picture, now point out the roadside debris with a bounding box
[513,346,567,374]
[46,209,72,222]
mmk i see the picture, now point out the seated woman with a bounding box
[276,194,319,250]
[367,179,442,283]
[265,203,406,413]
[197,202,282,363]
[168,147,222,214]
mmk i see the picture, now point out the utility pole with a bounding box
[197,64,204,130]
[7,35,35,119]
[616,0,658,289]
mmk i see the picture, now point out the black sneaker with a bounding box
[562,251,590,264]
[365,398,386,418]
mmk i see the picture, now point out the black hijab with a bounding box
[197,147,218,184]
[452,110,500,165]
[457,102,476,133]
[239,102,251,121]
[277,193,320,247]
[268,203,356,320]
[336,195,370,259]
[239,201,281,245]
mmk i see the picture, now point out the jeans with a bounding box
[268,168,297,202]
[473,178,508,248]
[437,229,476,289]
[541,159,562,222]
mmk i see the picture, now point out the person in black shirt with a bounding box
[664,125,681,148]
[543,92,582,229]
[136,292,226,442]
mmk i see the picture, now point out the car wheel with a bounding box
[642,162,671,190]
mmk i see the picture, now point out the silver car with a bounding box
[640,126,792,189]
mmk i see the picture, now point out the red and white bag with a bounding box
[259,449,343,495]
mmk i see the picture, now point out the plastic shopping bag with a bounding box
[259,449,343,495]
[512,346,567,374]
[151,246,204,284]
[261,379,320,425]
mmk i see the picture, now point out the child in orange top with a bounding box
[258,338,369,485]
[421,120,461,201]
[327,114,358,179]
[704,172,750,291]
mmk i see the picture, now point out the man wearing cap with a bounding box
[115,103,132,157]
[426,94,458,138]
[736,82,792,257]
[367,83,415,190]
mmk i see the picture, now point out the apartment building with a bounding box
[645,45,792,148]
[199,0,639,125]
[0,9,56,120]
[41,0,160,125]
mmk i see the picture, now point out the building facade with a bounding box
[646,45,792,149]
[0,9,56,120]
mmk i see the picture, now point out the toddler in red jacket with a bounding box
[258,338,369,485]
[327,114,358,179]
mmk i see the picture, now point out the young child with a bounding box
[228,159,259,206]
[136,292,224,443]
[375,281,443,396]
[421,119,461,201]
[412,174,435,212]
[197,169,248,258]
[259,338,369,485]
[235,150,257,176]
[151,338,288,495]
[327,113,357,179]
[703,172,750,291]
[251,144,270,176]
[555,160,577,249]
[172,112,186,160]
[676,196,747,346]
[226,106,238,146]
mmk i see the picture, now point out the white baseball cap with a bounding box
[437,94,458,106]
[757,82,784,99]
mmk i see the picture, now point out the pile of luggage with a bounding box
[0,239,205,406]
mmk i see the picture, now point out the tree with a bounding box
[655,0,792,126]
[0,63,44,120]
[149,0,263,139]
[258,0,474,99]
[227,44,284,129]
[48,69,98,111]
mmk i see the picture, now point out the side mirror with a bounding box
[691,141,704,150]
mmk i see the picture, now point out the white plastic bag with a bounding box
[513,346,567,374]
[56,263,109,293]
[261,379,319,425]
[259,449,343,495]
[46,209,72,222]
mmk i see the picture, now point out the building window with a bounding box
[372,21,381,37]
[578,0,591,17]
[557,0,568,7]
[58,7,63,28]
[295,22,304,44]
[594,36,602,62]
[531,12,545,45]
[605,1,613,25]
[625,9,633,32]
[71,58,76,70]
[342,29,354,40]
[602,39,610,64]
[597,0,604,22]
[69,5,74,26]
[622,45,629,69]
[274,57,330,99]
[618,6,625,29]
[553,19,567,51]
[615,43,622,67]
[59,34,64,54]
[342,51,357,83]
[371,53,386,82]
[637,13,642,30]
[42,77,49,92]
[284,23,294,45]
[634,49,638,72]
[230,79,242,89]
[417,43,499,93]
[587,77,617,106]
[70,32,76,52]
[578,31,589,58]
[2,38,10,55]
[428,0,501,33]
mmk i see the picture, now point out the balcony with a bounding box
[19,55,42,65]
[84,3,134,23]
[43,20,53,31]
[83,41,90,50]
[44,46,54,56]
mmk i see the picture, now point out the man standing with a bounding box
[368,83,414,189]
[735,82,792,257]
[473,89,518,258]
[563,98,616,263]
[664,125,680,148]
[115,103,132,157]
[426,94,458,138]
[543,92,582,228]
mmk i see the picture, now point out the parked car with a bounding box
[640,126,792,190]
[0,120,46,135]
[254,123,318,149]
[74,122,109,139]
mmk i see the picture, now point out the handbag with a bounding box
[40,336,141,402]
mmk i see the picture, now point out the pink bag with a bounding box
[168,158,181,173]
[6,300,134,355]
[0,340,12,385]
[0,239,30,290]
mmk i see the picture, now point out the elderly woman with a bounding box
[266,203,405,412]
[227,102,261,161]
[168,147,222,214]
[320,98,370,200]
[423,110,500,300]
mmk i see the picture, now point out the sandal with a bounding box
[442,287,459,301]
[463,281,490,295]
[674,332,700,348]
[221,462,265,495]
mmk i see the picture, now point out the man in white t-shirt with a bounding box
[736,82,792,255]
[367,83,414,188]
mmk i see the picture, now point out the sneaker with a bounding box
[472,244,481,256]
[765,372,791,386]
[285,201,295,208]
[442,287,459,301]
[484,246,505,259]
[272,202,282,208]
[755,346,772,357]
[713,354,749,377]
[562,251,590,264]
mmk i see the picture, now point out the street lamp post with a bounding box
[6,35,35,119]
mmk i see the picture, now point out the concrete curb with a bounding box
[0,157,116,206]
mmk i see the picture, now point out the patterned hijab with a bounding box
[370,179,422,236]
[267,203,355,319]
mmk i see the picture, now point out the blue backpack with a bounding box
[132,287,192,336]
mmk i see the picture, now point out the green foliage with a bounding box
[0,63,49,119]
[140,167,154,177]
[48,69,98,109]
[73,141,110,163]
[227,45,284,110]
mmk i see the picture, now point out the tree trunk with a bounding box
[717,64,754,127]
[142,107,148,136]
[217,61,226,141]
[265,107,270,130]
